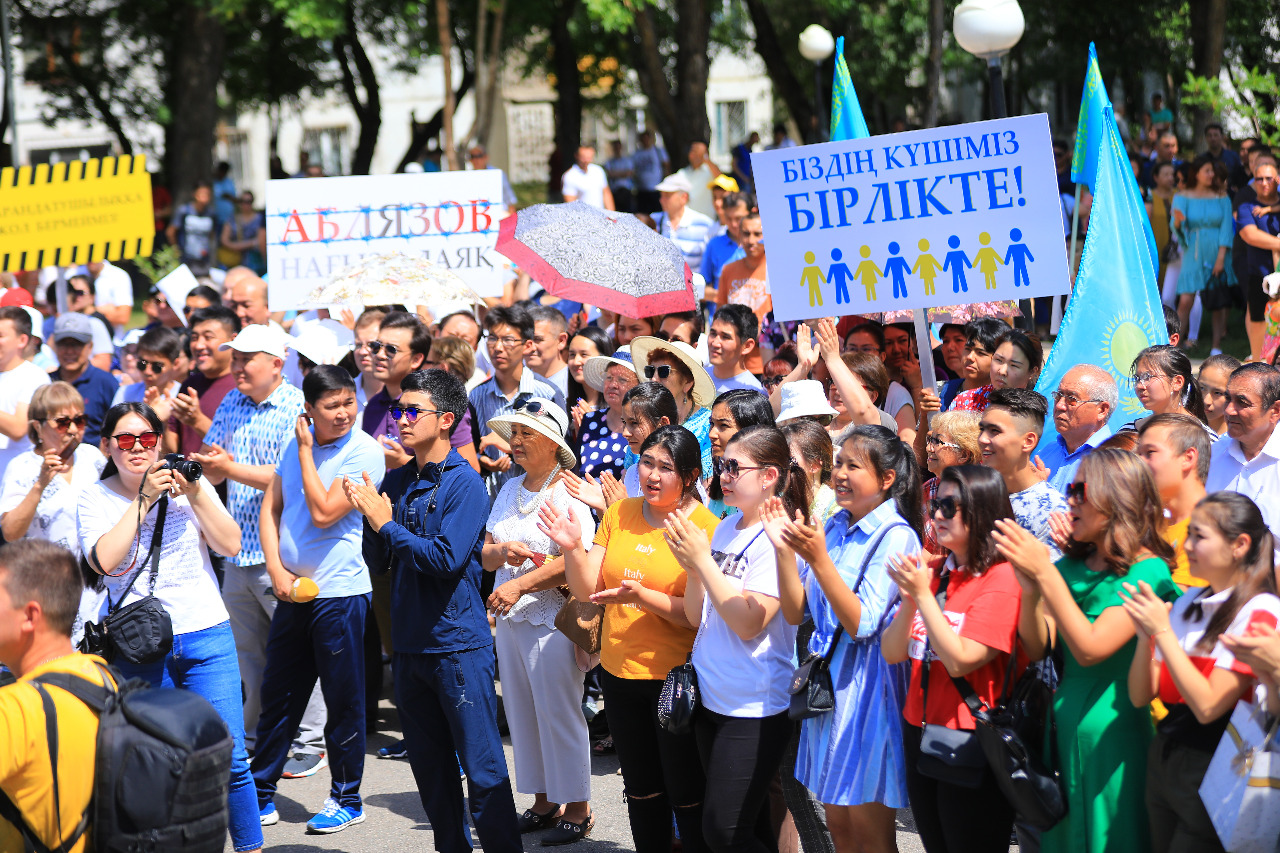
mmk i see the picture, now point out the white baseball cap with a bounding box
[219,324,289,359]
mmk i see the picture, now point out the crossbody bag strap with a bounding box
[108,496,168,611]
[918,570,952,726]
[824,520,909,662]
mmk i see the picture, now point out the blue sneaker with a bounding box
[306,798,366,834]
[259,803,279,826]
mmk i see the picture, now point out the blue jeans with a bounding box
[251,594,369,810]
[114,621,264,852]
[394,647,521,853]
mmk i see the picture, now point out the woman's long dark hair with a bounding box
[725,426,812,524]
[938,465,1014,575]
[99,403,165,481]
[708,389,777,501]
[839,424,924,538]
[1132,344,1207,423]
[1188,493,1278,652]
[639,425,703,502]
[567,326,615,409]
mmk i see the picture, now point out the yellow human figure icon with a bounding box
[972,231,1003,290]
[911,238,943,297]
[800,251,826,307]
[853,245,883,302]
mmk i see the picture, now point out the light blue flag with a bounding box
[1034,107,1168,448]
[830,36,870,142]
[1070,42,1112,189]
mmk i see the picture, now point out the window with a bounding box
[713,101,747,158]
[301,126,351,177]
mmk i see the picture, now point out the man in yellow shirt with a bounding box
[0,539,112,853]
[1136,413,1212,590]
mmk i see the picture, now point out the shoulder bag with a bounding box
[81,497,174,665]
[1198,700,1280,853]
[788,521,908,720]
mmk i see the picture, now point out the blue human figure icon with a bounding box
[800,251,826,307]
[942,235,971,294]
[827,248,855,305]
[882,241,912,299]
[1004,228,1035,288]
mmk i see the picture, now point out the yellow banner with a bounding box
[0,155,154,271]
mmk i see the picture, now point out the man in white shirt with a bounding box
[525,305,570,399]
[84,259,135,332]
[561,146,614,210]
[677,141,722,218]
[0,307,51,477]
[652,173,715,275]
[1206,363,1280,551]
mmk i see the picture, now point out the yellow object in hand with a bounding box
[290,577,320,603]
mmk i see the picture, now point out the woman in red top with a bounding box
[882,464,1023,853]
[1121,492,1280,853]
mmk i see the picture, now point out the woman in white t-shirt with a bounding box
[77,402,262,853]
[0,382,106,643]
[665,425,804,853]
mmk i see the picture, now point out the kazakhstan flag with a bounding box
[1069,42,1114,190]
[1035,106,1168,442]
[830,36,870,142]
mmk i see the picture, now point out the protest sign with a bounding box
[752,114,1070,321]
[0,156,153,271]
[155,264,200,325]
[264,170,507,310]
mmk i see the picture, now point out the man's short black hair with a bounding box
[1204,122,1224,136]
[438,310,480,334]
[189,305,241,337]
[964,317,1007,353]
[400,368,468,435]
[985,387,1049,437]
[483,304,535,340]
[380,311,432,359]
[712,303,758,343]
[137,326,184,361]
[528,305,568,334]
[0,306,31,339]
[188,284,222,305]
[302,364,357,405]
[1231,363,1280,410]
[1162,303,1180,340]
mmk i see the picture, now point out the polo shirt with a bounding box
[469,368,563,499]
[48,365,118,445]
[654,208,714,274]
[204,380,306,566]
[1039,423,1113,493]
[561,164,610,209]
[1206,428,1280,558]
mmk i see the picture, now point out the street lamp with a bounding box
[952,0,1025,120]
[798,24,836,143]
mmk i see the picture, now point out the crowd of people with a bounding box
[0,126,1279,853]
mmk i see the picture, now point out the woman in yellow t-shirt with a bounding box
[540,424,718,853]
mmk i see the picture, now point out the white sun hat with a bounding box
[291,319,354,366]
[628,336,717,410]
[582,346,635,393]
[776,380,839,424]
[487,397,576,470]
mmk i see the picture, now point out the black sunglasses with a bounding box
[712,457,766,480]
[68,289,88,299]
[643,364,673,380]
[41,414,87,432]
[1065,482,1088,505]
[368,341,400,357]
[136,359,168,374]
[514,397,547,416]
[929,496,960,520]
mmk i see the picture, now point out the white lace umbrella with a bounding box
[307,251,484,307]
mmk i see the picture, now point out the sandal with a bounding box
[517,808,561,833]
[542,813,593,846]
[590,736,614,756]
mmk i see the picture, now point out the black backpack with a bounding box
[0,663,233,853]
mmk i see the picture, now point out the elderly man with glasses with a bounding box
[1036,364,1118,493]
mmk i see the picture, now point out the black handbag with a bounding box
[82,497,174,665]
[657,655,698,734]
[1201,269,1236,311]
[788,522,908,720]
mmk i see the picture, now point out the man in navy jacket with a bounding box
[346,368,520,853]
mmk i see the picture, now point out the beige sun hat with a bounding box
[486,397,577,470]
[629,336,717,410]
[582,346,635,393]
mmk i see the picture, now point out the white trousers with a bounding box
[495,616,591,804]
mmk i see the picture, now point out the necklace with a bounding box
[517,466,561,515]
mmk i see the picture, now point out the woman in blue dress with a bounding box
[1173,155,1235,352]
[764,424,922,853]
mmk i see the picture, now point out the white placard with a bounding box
[264,171,507,310]
[752,114,1072,321]
[155,264,199,325]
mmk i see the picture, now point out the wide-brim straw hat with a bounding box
[487,399,577,470]
[629,336,717,410]
[582,346,635,393]
[776,379,839,424]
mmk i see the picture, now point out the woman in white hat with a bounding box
[629,336,717,478]
[576,348,637,481]
[481,398,596,843]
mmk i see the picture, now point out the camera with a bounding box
[160,453,203,482]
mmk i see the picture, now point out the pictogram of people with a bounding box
[882,242,912,299]
[942,235,971,294]
[853,245,883,301]
[912,238,943,296]
[800,251,826,307]
[972,231,1003,290]
[826,248,855,305]
[1004,228,1035,287]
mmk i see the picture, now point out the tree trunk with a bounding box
[334,0,380,176]
[740,0,813,143]
[166,2,224,203]
[437,0,458,170]
[923,0,945,127]
[630,0,711,171]
[395,66,476,171]
[473,0,506,148]
[471,0,488,150]
[551,0,581,173]
[1188,0,1228,141]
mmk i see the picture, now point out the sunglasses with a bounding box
[712,457,766,480]
[643,364,673,380]
[514,396,548,417]
[1065,482,1088,505]
[925,434,961,451]
[136,359,168,374]
[40,414,87,432]
[929,495,960,519]
[390,404,442,422]
[113,431,159,450]
[761,375,786,389]
[68,289,88,299]
[368,341,400,358]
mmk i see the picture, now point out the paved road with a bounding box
[236,683,961,853]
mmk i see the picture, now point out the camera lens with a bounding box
[162,453,203,482]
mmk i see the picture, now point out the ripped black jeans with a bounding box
[602,670,708,853]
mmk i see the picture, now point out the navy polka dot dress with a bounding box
[575,408,628,479]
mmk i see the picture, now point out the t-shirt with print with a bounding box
[0,361,50,477]
[1163,516,1208,589]
[1009,480,1070,561]
[594,497,719,680]
[277,429,386,597]
[902,559,1023,730]
[171,203,216,273]
[692,515,797,717]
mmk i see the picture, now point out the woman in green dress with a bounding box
[993,449,1181,853]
